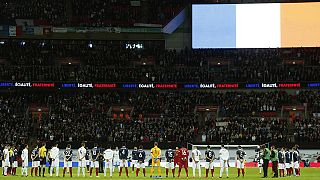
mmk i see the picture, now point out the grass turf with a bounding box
[2,167,320,179]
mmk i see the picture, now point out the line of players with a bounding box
[256,144,301,178]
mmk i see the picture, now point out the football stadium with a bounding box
[0,0,320,179]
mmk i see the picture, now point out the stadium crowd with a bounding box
[0,40,320,82]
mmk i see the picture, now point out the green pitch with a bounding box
[2,167,320,179]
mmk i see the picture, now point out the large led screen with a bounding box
[192,3,320,48]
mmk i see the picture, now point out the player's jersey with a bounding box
[132,150,138,160]
[78,147,86,160]
[236,149,246,160]
[175,149,180,159]
[32,149,39,161]
[64,148,73,161]
[21,149,28,161]
[39,146,47,158]
[113,150,120,161]
[12,149,18,161]
[219,148,229,161]
[179,148,189,161]
[285,151,291,163]
[137,150,146,163]
[151,146,161,159]
[85,150,90,160]
[292,151,300,162]
[3,149,9,161]
[165,149,175,162]
[91,147,99,160]
[192,149,201,162]
[119,147,128,160]
[278,151,285,163]
[205,150,215,162]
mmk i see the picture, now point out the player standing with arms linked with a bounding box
[11,146,18,176]
[177,145,189,178]
[150,142,161,178]
[103,146,114,177]
[119,144,129,177]
[63,144,73,177]
[236,145,246,177]
[205,145,215,178]
[39,142,47,177]
[50,143,59,177]
[292,147,300,176]
[90,143,100,177]
[78,142,86,177]
[21,144,28,177]
[136,145,146,177]
[278,147,286,177]
[31,145,39,177]
[219,144,229,178]
[165,148,175,178]
[192,146,201,178]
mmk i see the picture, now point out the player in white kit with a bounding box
[191,146,201,178]
[219,144,229,178]
[3,145,9,176]
[78,142,87,177]
[21,145,29,177]
[113,147,120,172]
[104,146,114,177]
[50,143,59,177]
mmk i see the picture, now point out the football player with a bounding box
[236,145,246,177]
[150,142,161,177]
[63,144,73,177]
[77,142,87,177]
[119,144,129,177]
[136,145,146,177]
[103,146,114,177]
[177,145,189,178]
[219,144,229,178]
[165,148,175,177]
[205,145,215,178]
[90,143,100,177]
[192,146,201,178]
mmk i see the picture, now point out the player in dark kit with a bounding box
[63,144,73,177]
[131,147,138,173]
[285,148,292,176]
[278,147,285,177]
[11,147,18,175]
[85,147,90,172]
[205,145,215,178]
[136,145,146,177]
[178,145,189,178]
[165,148,175,178]
[31,146,39,177]
[119,144,129,177]
[236,145,246,177]
[90,143,100,177]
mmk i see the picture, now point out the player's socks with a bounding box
[185,167,189,177]
[96,168,99,177]
[178,168,181,177]
[226,167,229,177]
[42,168,45,177]
[63,168,66,177]
[125,167,129,177]
[132,165,134,173]
[31,167,34,176]
[220,167,224,177]
[242,169,245,177]
[158,167,161,177]
[4,167,7,176]
[136,168,139,177]
[166,168,169,177]
[172,169,175,177]
[206,169,209,177]
[89,168,93,176]
[119,167,123,176]
[211,169,214,177]
[35,167,38,176]
[69,167,72,177]
[143,168,146,177]
[39,167,41,176]
[237,169,240,177]
[150,167,154,177]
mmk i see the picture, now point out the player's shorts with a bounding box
[152,159,161,166]
[285,163,291,169]
[64,161,72,168]
[40,157,46,165]
[52,159,59,167]
[278,163,285,170]
[236,159,245,169]
[105,159,113,168]
[132,160,138,166]
[12,161,18,168]
[32,161,40,167]
[174,158,179,166]
[166,162,175,169]
[78,159,86,167]
[85,160,90,166]
[136,162,146,169]
[120,160,128,167]
[293,161,299,169]
[179,160,188,169]
[220,160,228,168]
[90,161,99,168]
[3,160,10,167]
[205,162,214,169]
[22,160,28,167]
[113,160,120,167]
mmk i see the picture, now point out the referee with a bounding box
[39,142,47,177]
[261,144,270,178]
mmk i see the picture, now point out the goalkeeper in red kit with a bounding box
[177,145,189,178]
